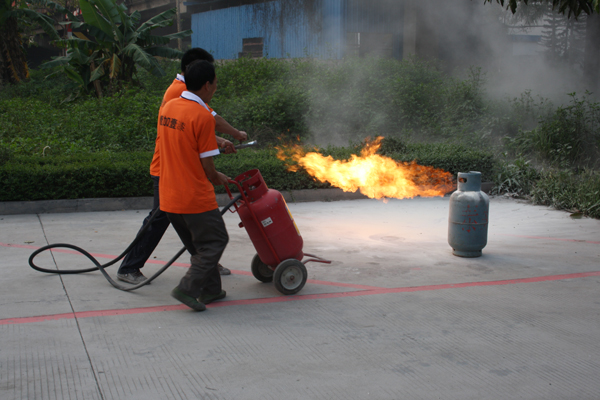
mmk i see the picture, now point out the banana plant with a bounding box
[42,0,191,96]
[0,0,66,85]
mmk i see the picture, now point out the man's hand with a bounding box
[213,171,230,186]
[234,130,248,142]
[216,136,236,154]
[200,157,230,187]
[220,139,236,154]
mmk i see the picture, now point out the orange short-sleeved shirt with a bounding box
[158,91,220,214]
[149,75,215,176]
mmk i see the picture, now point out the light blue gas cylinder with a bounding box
[448,171,489,257]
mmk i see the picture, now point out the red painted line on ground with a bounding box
[0,242,39,250]
[499,234,600,245]
[2,270,599,326]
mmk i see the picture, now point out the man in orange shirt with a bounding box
[160,60,230,311]
[117,48,247,285]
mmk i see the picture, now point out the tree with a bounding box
[484,0,599,16]
[484,0,600,94]
[41,0,191,97]
[0,0,65,85]
[540,7,587,65]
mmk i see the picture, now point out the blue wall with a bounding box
[190,0,403,60]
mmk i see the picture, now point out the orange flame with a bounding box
[276,137,455,201]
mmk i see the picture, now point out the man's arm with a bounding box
[215,114,248,142]
[200,156,230,186]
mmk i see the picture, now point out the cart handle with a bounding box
[303,253,332,265]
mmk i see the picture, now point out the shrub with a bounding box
[504,93,600,169]
[531,169,600,219]
[0,91,160,156]
[0,144,496,202]
[397,143,496,182]
[0,146,12,166]
[491,156,540,196]
[0,152,153,201]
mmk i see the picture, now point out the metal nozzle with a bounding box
[234,140,258,150]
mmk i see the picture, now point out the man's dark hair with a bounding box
[181,48,214,72]
[185,60,216,91]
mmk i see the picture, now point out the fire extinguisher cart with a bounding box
[225,169,330,295]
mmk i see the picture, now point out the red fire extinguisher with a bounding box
[225,169,330,295]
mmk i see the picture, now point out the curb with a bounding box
[0,189,370,216]
[0,184,494,216]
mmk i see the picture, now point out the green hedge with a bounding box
[1,153,154,201]
[0,145,497,202]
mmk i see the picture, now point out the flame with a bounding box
[276,137,454,201]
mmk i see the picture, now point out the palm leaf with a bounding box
[115,3,132,34]
[86,25,114,47]
[64,66,87,86]
[124,30,138,43]
[137,8,176,33]
[19,9,60,40]
[122,43,164,76]
[163,30,193,40]
[109,53,122,79]
[90,62,106,82]
[79,0,115,39]
[137,35,170,47]
[90,0,122,26]
[144,46,184,59]
[40,56,71,69]
[130,10,141,27]
[54,36,94,46]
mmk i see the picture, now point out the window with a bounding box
[239,37,264,58]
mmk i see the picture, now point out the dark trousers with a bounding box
[118,176,170,274]
[166,209,229,298]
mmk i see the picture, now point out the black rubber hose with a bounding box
[28,194,243,291]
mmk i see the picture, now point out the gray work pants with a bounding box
[166,209,229,298]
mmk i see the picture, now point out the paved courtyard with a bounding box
[1,195,599,399]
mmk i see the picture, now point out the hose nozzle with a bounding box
[235,140,258,150]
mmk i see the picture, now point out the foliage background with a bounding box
[1,56,599,217]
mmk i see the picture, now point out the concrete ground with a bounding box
[1,195,599,400]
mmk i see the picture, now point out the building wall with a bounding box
[190,0,404,60]
[345,0,404,59]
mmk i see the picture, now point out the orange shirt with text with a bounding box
[149,78,214,176]
[158,96,219,214]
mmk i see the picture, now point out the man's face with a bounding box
[205,76,218,103]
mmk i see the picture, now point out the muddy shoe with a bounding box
[117,270,149,285]
[199,290,226,305]
[218,264,231,275]
[171,287,206,311]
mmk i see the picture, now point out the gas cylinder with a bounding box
[234,169,303,266]
[448,171,489,257]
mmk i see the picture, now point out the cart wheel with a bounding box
[251,254,274,283]
[274,259,307,295]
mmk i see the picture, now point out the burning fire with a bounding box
[276,137,455,201]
